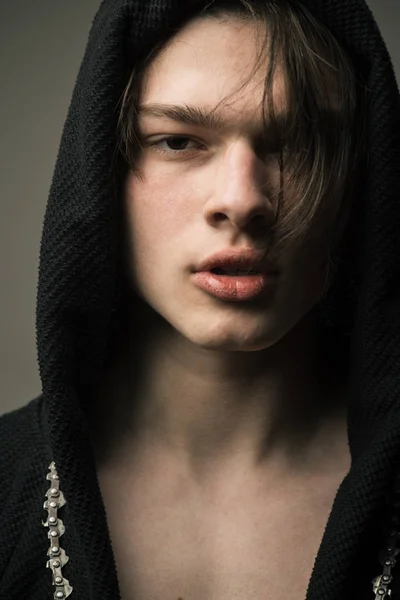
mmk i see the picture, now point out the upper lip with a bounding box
[195,249,278,274]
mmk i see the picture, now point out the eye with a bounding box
[148,136,204,155]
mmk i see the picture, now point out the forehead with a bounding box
[140,16,287,124]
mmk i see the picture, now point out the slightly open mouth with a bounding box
[210,268,260,276]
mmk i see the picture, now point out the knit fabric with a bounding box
[1,1,400,599]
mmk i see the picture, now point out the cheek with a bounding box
[123,172,194,271]
[282,246,328,312]
[299,255,328,309]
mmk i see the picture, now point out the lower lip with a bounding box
[192,271,277,301]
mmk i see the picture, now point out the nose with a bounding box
[204,139,279,232]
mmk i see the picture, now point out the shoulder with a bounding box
[0,395,48,471]
[0,394,52,505]
[0,396,52,594]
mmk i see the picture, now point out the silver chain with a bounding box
[372,475,400,598]
[42,461,74,599]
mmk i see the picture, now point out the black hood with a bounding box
[36,1,400,598]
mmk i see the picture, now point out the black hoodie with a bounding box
[1,1,400,599]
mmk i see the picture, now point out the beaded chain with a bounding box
[372,470,400,598]
[41,459,400,599]
[42,462,73,599]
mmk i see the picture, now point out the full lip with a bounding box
[194,248,279,275]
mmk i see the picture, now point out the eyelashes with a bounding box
[147,135,205,156]
[143,134,285,163]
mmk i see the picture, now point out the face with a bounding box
[123,16,327,352]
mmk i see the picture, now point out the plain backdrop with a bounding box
[1,1,399,416]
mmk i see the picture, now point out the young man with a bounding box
[1,1,400,600]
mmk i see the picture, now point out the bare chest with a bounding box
[98,466,341,600]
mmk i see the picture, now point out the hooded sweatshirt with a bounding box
[1,1,400,599]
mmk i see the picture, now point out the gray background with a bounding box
[1,1,399,416]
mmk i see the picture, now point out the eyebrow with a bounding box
[137,102,290,135]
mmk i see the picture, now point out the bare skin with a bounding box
[91,310,350,600]
[93,363,349,600]
[88,14,352,600]
[97,432,349,600]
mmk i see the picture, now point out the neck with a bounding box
[89,305,349,481]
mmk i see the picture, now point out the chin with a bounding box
[177,318,283,352]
